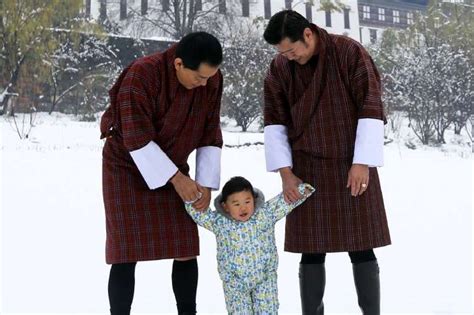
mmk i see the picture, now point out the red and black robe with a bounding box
[100,44,223,264]
[264,25,391,253]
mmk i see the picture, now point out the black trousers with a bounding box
[301,249,377,264]
[108,259,198,315]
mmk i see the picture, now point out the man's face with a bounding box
[222,190,255,222]
[276,28,315,65]
[175,59,219,89]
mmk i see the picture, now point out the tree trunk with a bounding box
[0,56,27,115]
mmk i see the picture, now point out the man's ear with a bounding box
[303,27,313,40]
[174,58,183,70]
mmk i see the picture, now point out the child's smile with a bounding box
[222,190,255,222]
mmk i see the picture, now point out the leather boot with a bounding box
[352,260,380,315]
[299,263,325,315]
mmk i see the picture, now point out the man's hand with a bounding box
[193,185,211,211]
[170,171,201,203]
[279,167,303,203]
[346,164,369,197]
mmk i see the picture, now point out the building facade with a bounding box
[358,0,427,44]
[84,0,360,41]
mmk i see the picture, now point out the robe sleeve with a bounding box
[264,59,293,172]
[348,43,385,167]
[118,62,157,151]
[348,44,385,121]
[264,59,291,127]
[195,72,224,190]
[117,61,178,189]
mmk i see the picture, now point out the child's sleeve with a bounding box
[184,203,217,233]
[265,183,315,223]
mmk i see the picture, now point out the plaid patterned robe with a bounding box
[100,44,223,264]
[264,25,391,253]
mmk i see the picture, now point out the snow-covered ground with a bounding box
[1,113,472,314]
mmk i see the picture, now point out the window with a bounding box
[344,8,350,29]
[100,0,107,20]
[264,0,271,19]
[120,0,127,20]
[362,5,370,19]
[325,10,332,27]
[378,8,385,21]
[393,10,400,23]
[242,0,249,17]
[162,0,169,11]
[306,2,313,23]
[85,0,91,18]
[370,28,377,44]
[195,0,202,11]
[219,0,226,14]
[141,0,149,14]
[407,12,414,24]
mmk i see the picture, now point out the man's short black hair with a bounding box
[263,10,311,45]
[175,32,223,70]
[220,176,256,203]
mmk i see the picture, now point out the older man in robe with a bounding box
[100,32,223,315]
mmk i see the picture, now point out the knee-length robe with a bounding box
[264,25,391,253]
[100,44,223,264]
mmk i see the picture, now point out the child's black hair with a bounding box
[220,176,256,203]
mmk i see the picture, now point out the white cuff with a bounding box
[264,125,293,172]
[196,146,221,190]
[353,118,384,167]
[130,141,178,189]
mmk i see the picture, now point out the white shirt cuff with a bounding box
[264,125,293,172]
[130,141,178,189]
[353,118,384,167]
[195,146,221,190]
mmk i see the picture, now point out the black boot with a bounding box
[352,260,380,315]
[299,263,325,315]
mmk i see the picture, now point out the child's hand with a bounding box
[301,183,315,198]
[193,185,211,211]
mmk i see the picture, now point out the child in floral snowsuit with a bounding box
[185,176,314,314]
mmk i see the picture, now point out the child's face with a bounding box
[222,190,255,222]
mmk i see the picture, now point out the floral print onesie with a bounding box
[185,183,315,314]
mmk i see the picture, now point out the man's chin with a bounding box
[296,58,308,65]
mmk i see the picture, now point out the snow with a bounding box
[0,112,472,314]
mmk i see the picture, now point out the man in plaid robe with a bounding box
[263,10,391,315]
[100,32,223,315]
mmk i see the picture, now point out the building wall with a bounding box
[245,0,360,40]
[86,0,361,41]
[358,0,426,45]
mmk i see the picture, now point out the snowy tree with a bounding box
[221,19,274,132]
[103,0,230,40]
[0,0,84,115]
[44,32,122,118]
[371,0,473,145]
